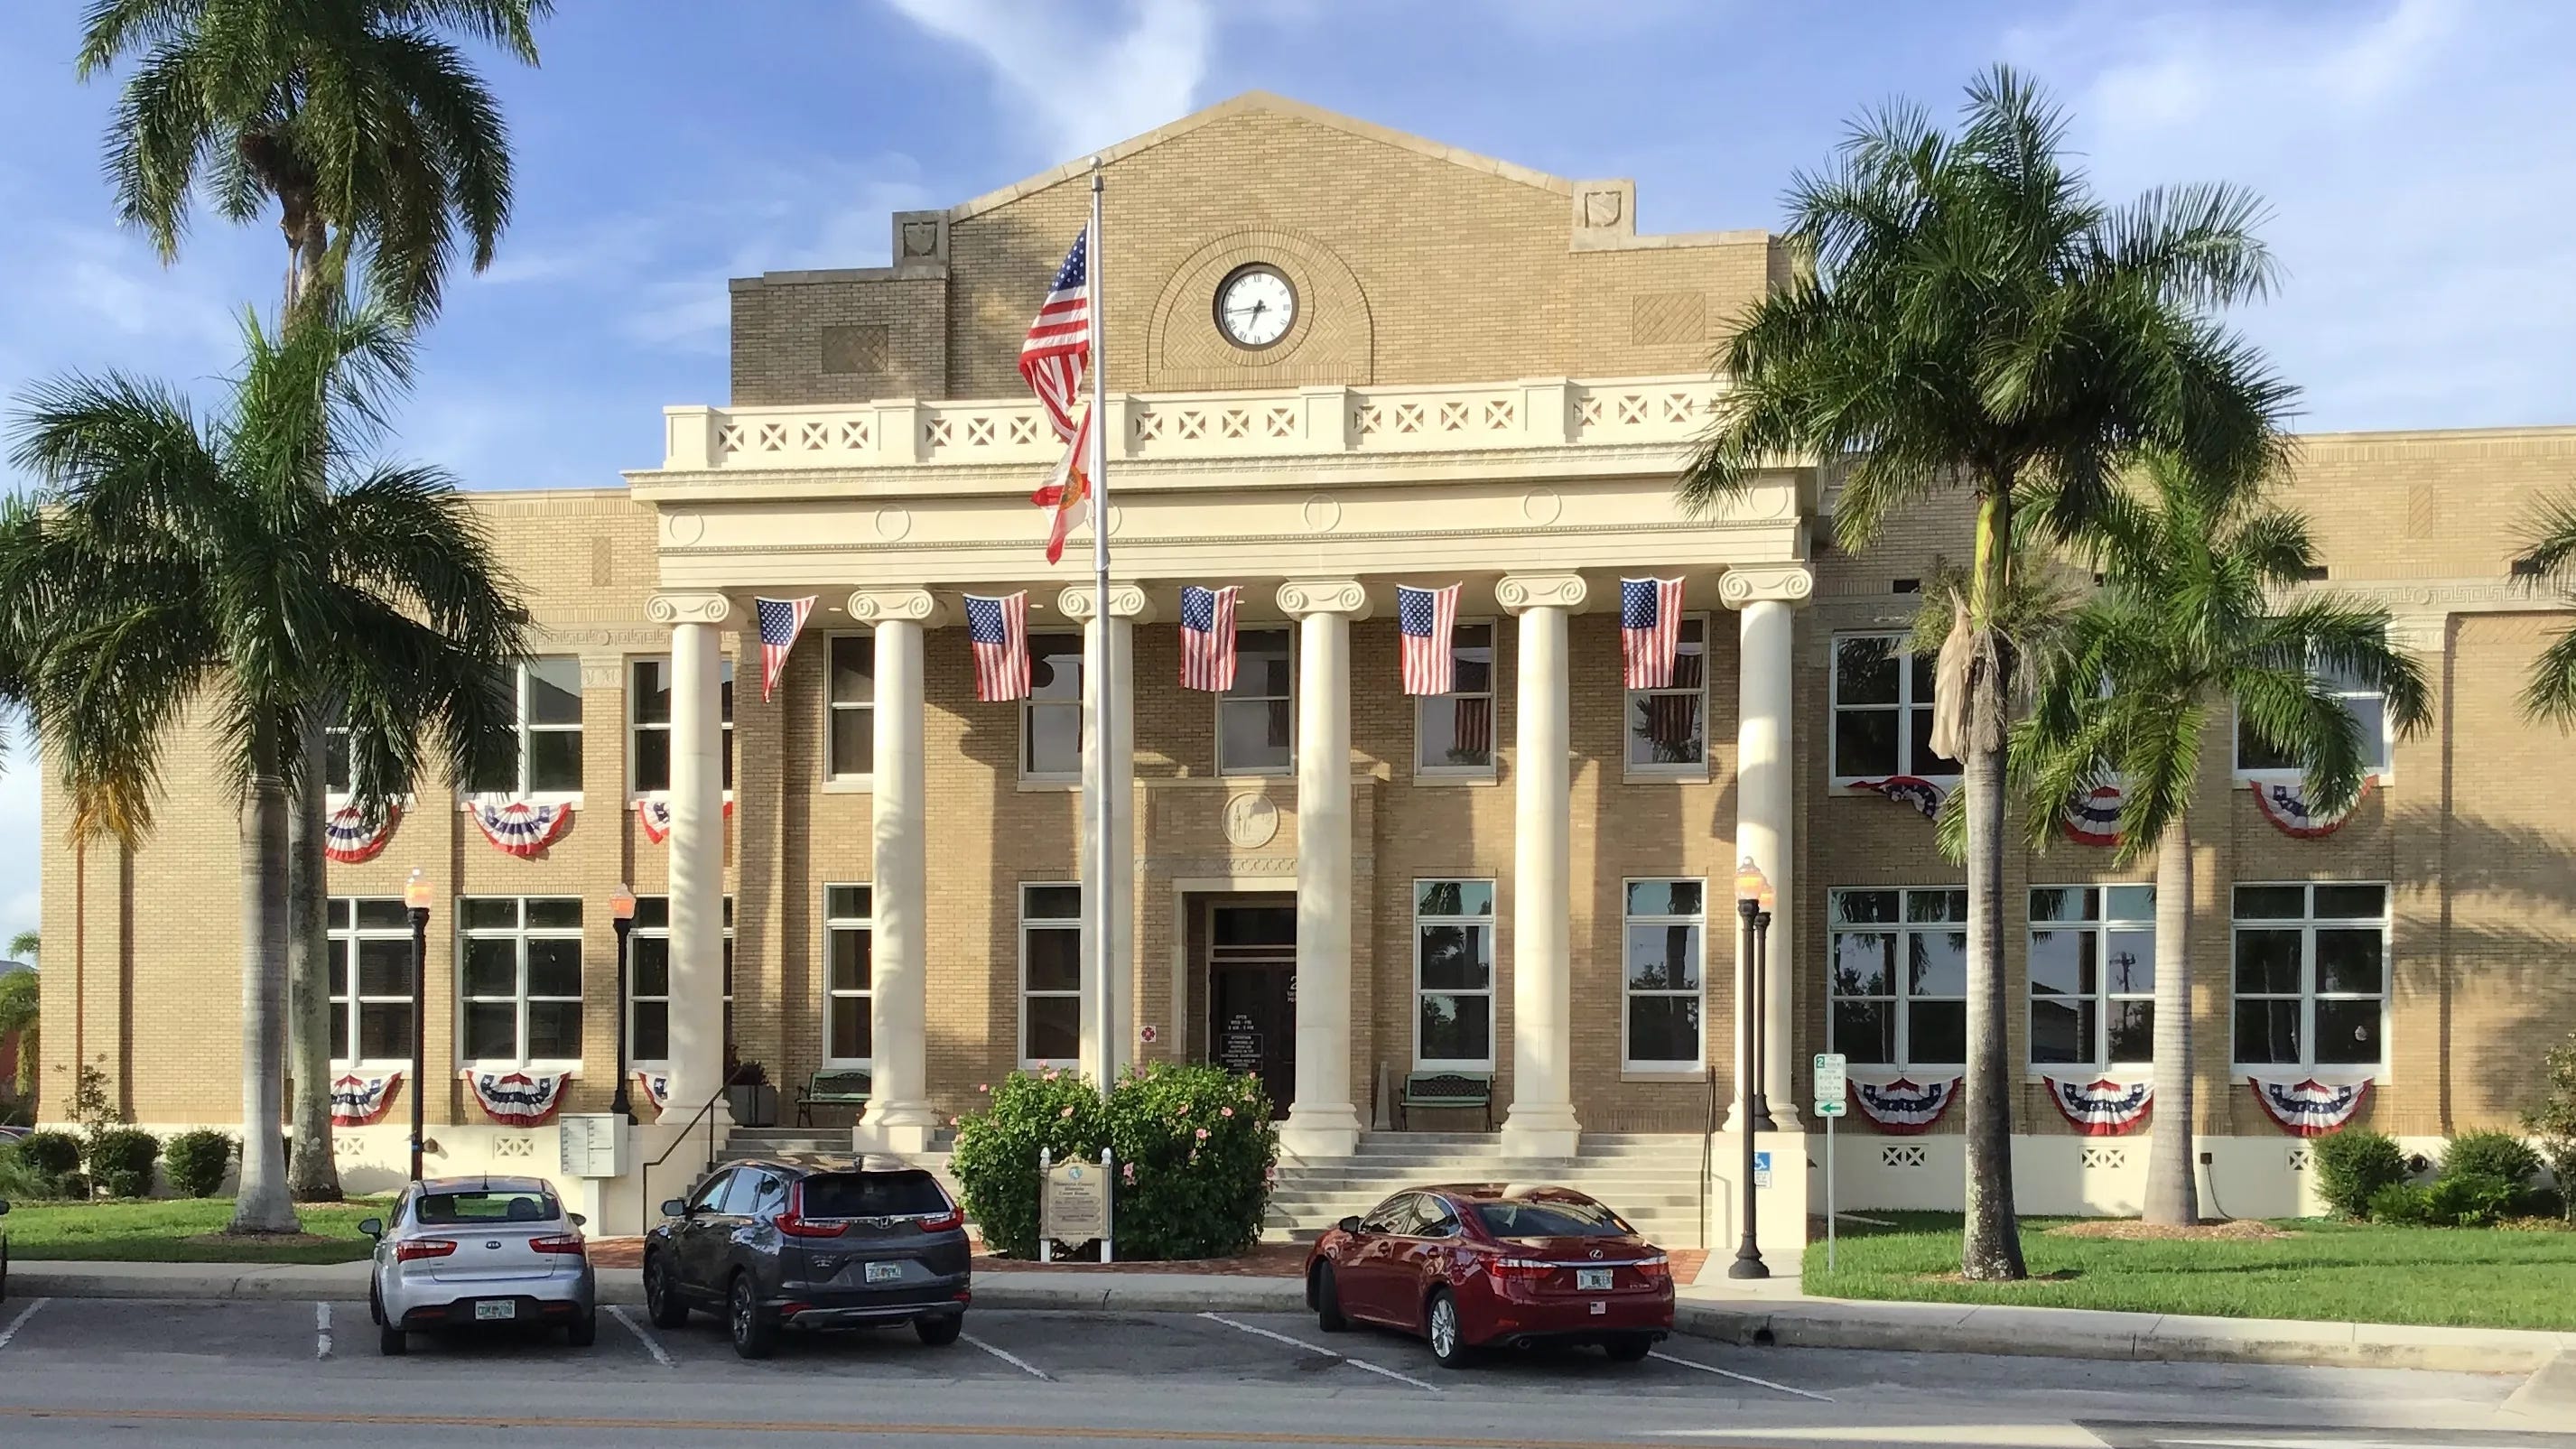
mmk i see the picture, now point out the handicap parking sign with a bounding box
[1753,1150,1772,1189]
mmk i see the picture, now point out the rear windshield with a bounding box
[798,1171,949,1219]
[1472,1199,1630,1239]
[414,1189,558,1226]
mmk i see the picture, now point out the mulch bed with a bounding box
[179,1231,349,1250]
[2047,1220,2302,1242]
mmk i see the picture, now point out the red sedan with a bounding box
[1304,1184,1674,1368]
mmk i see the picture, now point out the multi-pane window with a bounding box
[324,717,354,795]
[1413,879,1495,1069]
[459,897,583,1064]
[1831,635,1958,780]
[1416,622,1494,773]
[470,658,585,796]
[2236,658,2391,773]
[2028,886,2156,1068]
[628,658,734,795]
[628,896,733,1064]
[1623,880,1706,1068]
[1021,884,1083,1065]
[1221,628,1294,774]
[2232,883,2388,1071]
[327,897,414,1064]
[823,885,872,1065]
[1627,617,1707,769]
[826,635,875,779]
[1827,887,1967,1069]
[1024,633,1083,779]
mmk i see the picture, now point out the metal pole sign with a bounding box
[1814,1054,1847,1273]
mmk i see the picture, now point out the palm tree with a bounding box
[1679,67,2297,1278]
[1,305,524,1232]
[0,968,37,1098]
[5,931,34,963]
[79,0,551,1198]
[2016,454,2429,1225]
[2516,492,2576,726]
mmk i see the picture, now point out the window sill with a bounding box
[819,776,876,795]
[1831,775,1962,792]
[462,1061,582,1073]
[1411,770,1498,787]
[458,793,583,811]
[2024,1067,2153,1080]
[1623,767,1711,785]
[2234,770,2394,787]
[1412,1062,1495,1075]
[628,792,739,804]
[2227,1067,2384,1082]
[1017,778,1080,793]
[1620,1068,1709,1083]
[1218,767,1295,780]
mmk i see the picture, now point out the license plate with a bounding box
[864,1261,903,1284]
[1576,1268,1614,1292]
[473,1299,516,1322]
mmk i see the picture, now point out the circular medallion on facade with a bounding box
[1520,487,1563,525]
[875,506,912,541]
[665,509,706,545]
[1301,493,1342,534]
[1222,793,1280,849]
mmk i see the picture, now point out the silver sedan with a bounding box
[361,1175,597,1354]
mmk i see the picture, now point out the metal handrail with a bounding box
[636,1087,729,1235]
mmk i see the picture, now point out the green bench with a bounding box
[1397,1072,1494,1130]
[795,1069,872,1128]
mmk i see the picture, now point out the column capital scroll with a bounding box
[1718,565,1815,608]
[646,592,733,626]
[1057,583,1158,622]
[1276,580,1372,620]
[1495,572,1588,614]
[845,588,949,626]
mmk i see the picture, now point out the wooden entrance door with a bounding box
[1206,904,1297,1117]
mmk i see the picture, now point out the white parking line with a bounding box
[0,1298,49,1351]
[1196,1312,1442,1393]
[1648,1349,1834,1402]
[314,1302,333,1360]
[605,1305,673,1369]
[960,1331,1053,1381]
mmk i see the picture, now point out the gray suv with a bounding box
[643,1155,971,1359]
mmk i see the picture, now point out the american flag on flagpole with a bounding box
[1621,577,1687,689]
[965,592,1031,702]
[1020,230,1093,565]
[754,596,815,702]
[1178,584,1239,692]
[1398,583,1460,695]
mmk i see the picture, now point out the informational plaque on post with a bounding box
[1042,1157,1110,1248]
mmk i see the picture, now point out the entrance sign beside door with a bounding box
[1218,1013,1264,1074]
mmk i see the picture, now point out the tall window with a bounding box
[2233,883,2388,1071]
[2028,886,2155,1068]
[2237,658,2391,773]
[1623,879,1706,1068]
[628,658,734,795]
[1021,884,1082,1065]
[824,885,872,1065]
[629,896,734,1064]
[324,716,354,795]
[1827,887,1967,1069]
[328,897,414,1064]
[1413,879,1495,1069]
[459,897,583,1064]
[1415,622,1494,773]
[1024,633,1083,780]
[1627,617,1707,769]
[1831,635,1957,781]
[827,635,875,779]
[470,658,584,796]
[1221,628,1294,775]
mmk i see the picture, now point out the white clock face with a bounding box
[1217,266,1296,348]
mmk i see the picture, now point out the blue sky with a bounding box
[0,0,2569,952]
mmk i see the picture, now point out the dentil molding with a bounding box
[1495,572,1589,613]
[646,592,734,625]
[1276,580,1372,618]
[1057,583,1158,621]
[844,588,948,626]
[1718,565,1815,607]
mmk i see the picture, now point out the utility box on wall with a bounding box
[556,1114,630,1179]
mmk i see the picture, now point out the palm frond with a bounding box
[2523,623,2576,727]
[2515,489,2576,590]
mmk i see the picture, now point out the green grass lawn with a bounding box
[2,1196,393,1263]
[1804,1212,2576,1333]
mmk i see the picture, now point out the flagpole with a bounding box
[1087,157,1116,1095]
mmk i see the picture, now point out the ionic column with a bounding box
[849,588,945,1154]
[1277,580,1370,1158]
[648,593,732,1117]
[1721,565,1813,1128]
[1061,584,1154,1090]
[1498,572,1586,1160]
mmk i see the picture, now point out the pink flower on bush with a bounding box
[1059,1104,1076,1118]
[977,1082,990,1093]
[1195,1127,1210,1141]
[1122,1161,1136,1184]
[1220,1107,1234,1118]
[1178,1101,1192,1114]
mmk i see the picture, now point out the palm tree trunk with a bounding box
[230,720,300,1233]
[2143,813,2199,1225]
[285,710,342,1200]
[1960,488,2028,1281]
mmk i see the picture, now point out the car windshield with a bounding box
[798,1170,949,1218]
[1472,1198,1630,1239]
[414,1189,558,1226]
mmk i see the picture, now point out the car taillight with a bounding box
[917,1207,963,1232]
[530,1234,587,1257]
[394,1239,458,1262]
[1490,1258,1557,1280]
[1634,1255,1670,1281]
[776,1183,848,1238]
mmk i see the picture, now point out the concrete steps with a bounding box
[1263,1130,1712,1246]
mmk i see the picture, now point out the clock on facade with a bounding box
[1214,264,1296,348]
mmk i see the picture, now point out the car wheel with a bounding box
[644,1253,690,1329]
[377,1321,408,1357]
[1312,1264,1350,1333]
[1604,1333,1654,1363]
[565,1309,598,1349]
[914,1313,963,1347]
[367,1281,384,1327]
[1425,1289,1474,1370]
[728,1272,777,1361]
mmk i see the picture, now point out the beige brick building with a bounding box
[38,94,2576,1236]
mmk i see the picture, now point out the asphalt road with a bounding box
[0,1296,2565,1448]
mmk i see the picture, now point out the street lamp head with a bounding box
[1735,857,1774,913]
[609,882,637,923]
[403,868,432,913]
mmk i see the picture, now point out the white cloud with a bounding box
[879,0,1214,161]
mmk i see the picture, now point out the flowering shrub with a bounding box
[947,1069,1109,1259]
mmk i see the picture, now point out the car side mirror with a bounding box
[1337,1215,1363,1235]
[661,1198,688,1219]
[356,1217,383,1239]
[568,1212,587,1228]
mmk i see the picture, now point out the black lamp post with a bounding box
[609,882,637,1125]
[404,868,432,1184]
[1728,859,1774,1280]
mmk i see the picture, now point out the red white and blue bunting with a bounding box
[2248,777,2372,840]
[2045,1075,2153,1136]
[470,800,573,858]
[323,803,401,864]
[461,1068,576,1128]
[1851,1074,1960,1134]
[329,1071,403,1127]
[2060,785,2125,850]
[635,797,735,845]
[636,1071,673,1118]
[1849,776,1948,821]
[2248,1075,2372,1137]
